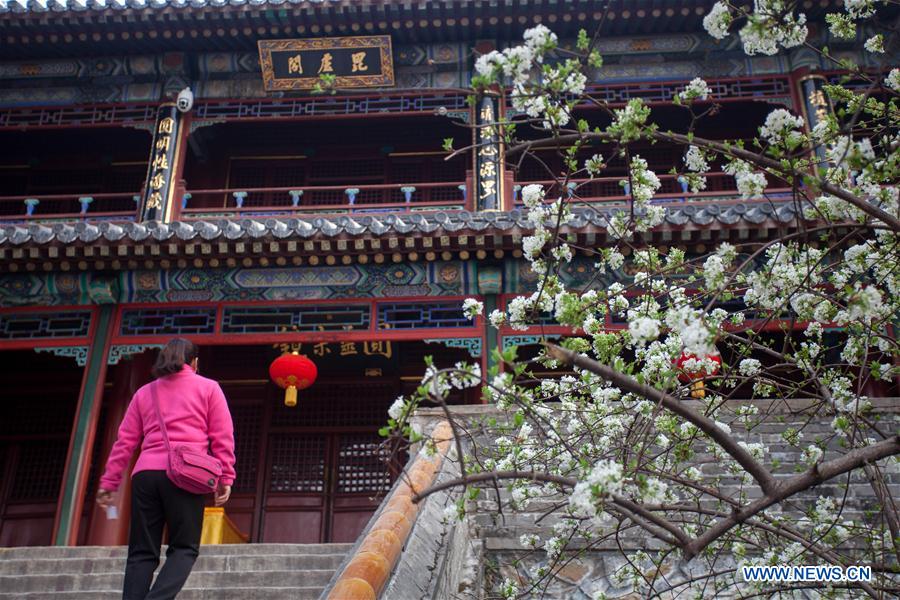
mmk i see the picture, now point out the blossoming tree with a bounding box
[387,2,899,598]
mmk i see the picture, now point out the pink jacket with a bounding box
[99,365,236,491]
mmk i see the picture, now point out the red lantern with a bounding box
[675,350,721,399]
[269,351,318,407]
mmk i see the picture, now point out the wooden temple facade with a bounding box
[0,0,885,548]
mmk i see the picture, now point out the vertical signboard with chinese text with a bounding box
[474,95,504,211]
[140,105,182,222]
[799,75,833,165]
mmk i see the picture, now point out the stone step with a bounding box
[0,543,353,560]
[0,587,323,600]
[0,552,347,575]
[0,569,335,594]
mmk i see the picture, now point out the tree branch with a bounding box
[684,435,900,558]
[546,343,779,494]
[410,470,690,548]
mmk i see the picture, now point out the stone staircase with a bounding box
[0,543,352,599]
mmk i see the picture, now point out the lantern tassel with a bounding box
[284,385,298,407]
[690,380,705,399]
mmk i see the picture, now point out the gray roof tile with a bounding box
[0,202,812,248]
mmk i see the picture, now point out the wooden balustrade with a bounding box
[180,182,470,217]
[0,172,796,223]
[513,172,792,204]
[0,192,140,222]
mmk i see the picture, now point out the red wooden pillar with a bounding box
[167,112,192,222]
[85,352,154,545]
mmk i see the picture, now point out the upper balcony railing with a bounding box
[180,182,468,219]
[515,172,792,205]
[0,172,797,224]
[0,192,139,223]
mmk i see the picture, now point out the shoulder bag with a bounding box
[150,381,223,495]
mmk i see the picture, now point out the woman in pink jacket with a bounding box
[96,338,236,600]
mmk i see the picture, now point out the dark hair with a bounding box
[152,338,199,378]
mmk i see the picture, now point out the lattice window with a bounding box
[268,435,326,493]
[231,403,263,494]
[390,161,427,184]
[377,301,474,330]
[271,382,395,428]
[119,307,217,336]
[222,305,371,334]
[0,311,91,340]
[430,156,466,182]
[27,169,103,194]
[9,441,68,501]
[106,166,147,194]
[336,434,392,494]
[307,159,384,184]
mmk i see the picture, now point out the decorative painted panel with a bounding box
[107,344,164,365]
[377,301,473,330]
[119,307,217,336]
[0,274,119,307]
[502,334,562,351]
[0,310,91,339]
[505,257,609,294]
[1,263,476,308]
[424,337,482,358]
[121,262,474,304]
[35,345,89,366]
[221,305,371,334]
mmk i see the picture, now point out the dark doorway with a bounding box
[0,350,83,546]
[204,340,475,543]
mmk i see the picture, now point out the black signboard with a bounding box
[474,95,504,211]
[140,104,182,222]
[258,36,394,91]
[799,75,833,164]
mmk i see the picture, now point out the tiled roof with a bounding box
[0,203,803,247]
[0,0,339,12]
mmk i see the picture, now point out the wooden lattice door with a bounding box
[0,391,76,546]
[249,379,399,543]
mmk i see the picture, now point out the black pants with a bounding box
[123,470,205,600]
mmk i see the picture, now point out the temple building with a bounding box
[0,0,892,596]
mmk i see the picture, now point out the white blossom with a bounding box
[739,358,762,377]
[703,1,732,39]
[864,34,884,53]
[759,108,805,145]
[488,309,506,329]
[725,159,768,199]
[677,77,711,102]
[886,69,900,92]
[462,298,484,319]
[628,316,661,347]
[521,183,545,208]
[585,153,605,176]
[844,0,875,19]
[500,578,519,599]
[684,146,709,172]
[388,396,407,421]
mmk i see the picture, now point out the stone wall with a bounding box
[398,401,899,599]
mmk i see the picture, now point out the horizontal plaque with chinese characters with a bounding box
[258,36,394,91]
